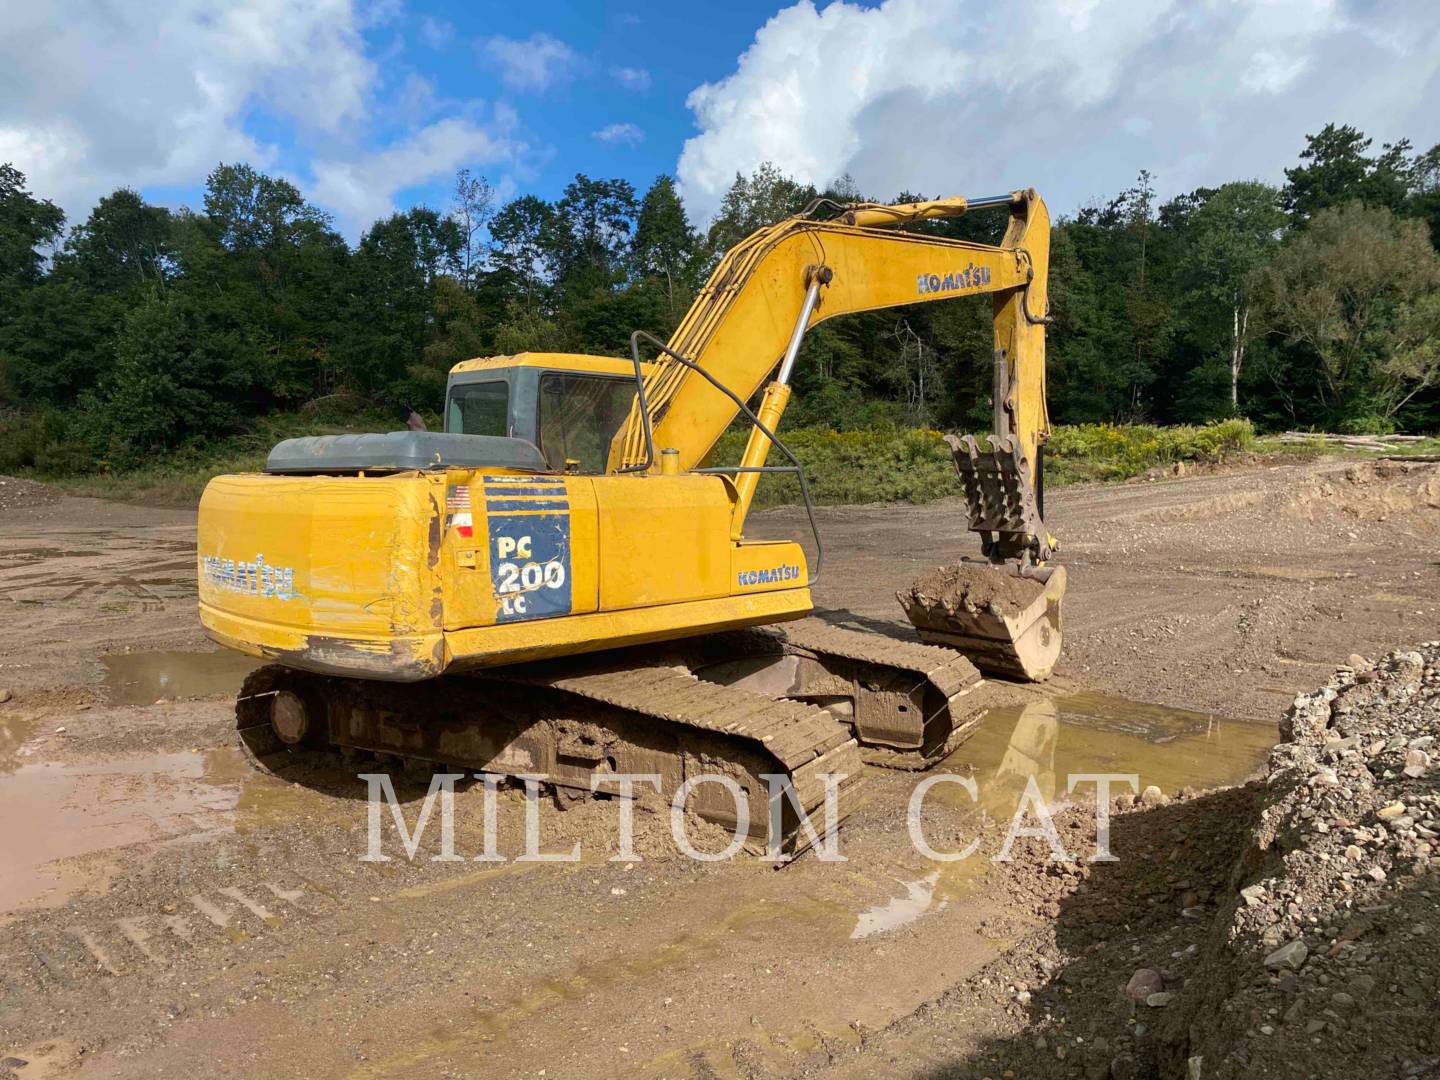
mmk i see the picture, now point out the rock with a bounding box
[1346,653,1370,671]
[1365,866,1387,882]
[1145,991,1173,1007]
[1344,845,1364,862]
[1258,1024,1275,1036]
[1404,749,1431,778]
[1264,940,1309,971]
[0,688,12,704]
[1378,802,1407,820]
[1305,1018,1327,1034]
[1015,990,1032,1006]
[1110,1053,1138,1080]
[1240,884,1267,906]
[1329,991,1356,1010]
[1139,785,1167,807]
[1125,968,1164,1002]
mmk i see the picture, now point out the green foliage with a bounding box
[712,426,954,508]
[710,420,1256,509]
[1045,419,1255,482]
[1258,202,1440,424]
[2,121,1439,496]
[1282,124,1415,221]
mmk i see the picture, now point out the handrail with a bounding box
[626,329,824,586]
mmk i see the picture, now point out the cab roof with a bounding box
[449,352,654,378]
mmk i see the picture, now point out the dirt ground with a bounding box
[0,456,1436,1079]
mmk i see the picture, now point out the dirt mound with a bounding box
[1281,459,1440,522]
[1157,643,1440,1077]
[0,476,56,512]
[898,562,1045,618]
[1125,460,1440,527]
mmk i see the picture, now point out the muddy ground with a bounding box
[0,456,1436,1079]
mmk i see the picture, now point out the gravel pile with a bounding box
[1163,643,1440,1078]
[0,475,56,512]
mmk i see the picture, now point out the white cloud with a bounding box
[593,122,645,147]
[418,15,454,50]
[480,32,577,93]
[610,66,652,92]
[312,114,526,236]
[0,0,541,239]
[0,0,374,217]
[1241,49,1308,94]
[677,0,1440,223]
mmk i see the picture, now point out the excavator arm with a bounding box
[609,189,1054,564]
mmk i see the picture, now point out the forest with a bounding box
[2,122,1439,479]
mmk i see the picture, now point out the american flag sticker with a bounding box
[445,484,473,538]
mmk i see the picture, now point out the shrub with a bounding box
[714,419,1256,508]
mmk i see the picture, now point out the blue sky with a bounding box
[4,0,1439,242]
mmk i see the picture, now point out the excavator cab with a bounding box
[444,354,652,474]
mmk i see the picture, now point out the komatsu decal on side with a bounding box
[916,263,992,295]
[202,553,296,600]
[737,564,802,588]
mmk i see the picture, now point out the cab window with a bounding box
[447,381,508,437]
[538,373,637,472]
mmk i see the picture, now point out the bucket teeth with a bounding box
[946,433,1050,562]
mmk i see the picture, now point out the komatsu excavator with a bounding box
[198,188,1065,856]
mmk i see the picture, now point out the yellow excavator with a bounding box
[197,189,1065,856]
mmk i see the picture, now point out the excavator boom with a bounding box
[608,189,1062,676]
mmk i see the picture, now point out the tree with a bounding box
[1282,124,1413,221]
[1175,182,1285,410]
[450,168,494,288]
[342,208,464,392]
[0,163,65,309]
[1410,142,1440,250]
[548,174,637,288]
[93,291,259,454]
[490,194,557,298]
[706,163,814,254]
[1259,202,1440,423]
[203,163,331,252]
[631,175,700,316]
[59,188,172,290]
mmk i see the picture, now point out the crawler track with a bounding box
[236,655,862,860]
[235,619,988,856]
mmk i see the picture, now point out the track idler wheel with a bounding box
[235,664,330,765]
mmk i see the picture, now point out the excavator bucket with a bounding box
[897,432,1065,682]
[898,561,1065,682]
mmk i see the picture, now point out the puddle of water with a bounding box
[101,649,259,705]
[1,712,39,773]
[939,692,1276,815]
[0,750,242,917]
[850,869,945,939]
